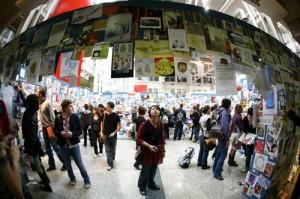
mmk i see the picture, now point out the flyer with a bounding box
[255,140,265,154]
[92,42,109,59]
[46,20,69,47]
[214,63,237,96]
[174,58,189,78]
[154,57,175,77]
[256,124,265,140]
[60,52,79,77]
[111,42,134,78]
[26,51,42,84]
[105,13,132,43]
[135,58,155,77]
[168,29,189,52]
[39,47,57,76]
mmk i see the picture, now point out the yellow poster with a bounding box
[135,40,172,58]
[187,34,206,53]
[93,19,107,31]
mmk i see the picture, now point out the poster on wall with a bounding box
[60,52,79,77]
[263,86,278,115]
[140,17,161,29]
[84,45,94,57]
[185,23,206,53]
[252,153,268,172]
[39,47,57,76]
[72,4,102,24]
[31,24,52,45]
[93,19,107,31]
[154,57,175,77]
[206,25,228,54]
[135,40,172,58]
[163,11,184,29]
[80,70,94,89]
[46,20,69,47]
[26,51,42,84]
[111,42,134,78]
[105,13,132,43]
[174,58,189,77]
[92,42,109,59]
[135,57,155,77]
[214,63,237,96]
[168,29,189,52]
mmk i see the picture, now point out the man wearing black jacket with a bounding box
[22,94,52,192]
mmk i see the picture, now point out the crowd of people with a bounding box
[4,85,296,198]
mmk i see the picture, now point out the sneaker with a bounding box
[93,154,98,158]
[61,165,67,171]
[69,180,76,186]
[99,153,103,157]
[201,165,211,170]
[40,184,53,192]
[84,183,91,189]
[107,166,112,171]
[148,184,160,190]
[139,189,147,196]
[214,176,224,181]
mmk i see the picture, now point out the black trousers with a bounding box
[83,126,92,146]
[174,121,183,140]
[31,155,50,185]
[92,130,103,154]
[138,164,158,190]
[163,124,169,139]
[42,129,55,168]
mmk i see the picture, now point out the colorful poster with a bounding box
[46,20,69,47]
[39,47,57,76]
[26,51,41,84]
[253,153,268,172]
[168,29,189,52]
[214,63,237,96]
[92,42,109,59]
[154,57,175,77]
[257,174,271,189]
[246,172,258,186]
[72,4,102,24]
[111,42,134,78]
[105,13,132,43]
[60,52,79,77]
[80,70,94,89]
[253,182,263,199]
[255,140,265,154]
[135,58,155,77]
[256,124,265,140]
[264,127,279,157]
[135,40,172,58]
[263,86,278,115]
[263,161,275,178]
[174,58,189,78]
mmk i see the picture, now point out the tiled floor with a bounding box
[29,138,248,199]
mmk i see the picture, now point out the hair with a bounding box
[93,107,101,118]
[180,104,183,108]
[148,105,160,118]
[247,107,253,116]
[37,87,46,97]
[61,99,72,112]
[235,104,242,114]
[221,98,231,109]
[98,104,105,109]
[193,106,198,111]
[25,94,39,111]
[107,101,115,109]
[202,105,210,114]
[84,104,89,110]
[138,106,146,115]
[211,104,218,111]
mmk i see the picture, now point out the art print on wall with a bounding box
[47,20,69,47]
[263,86,278,115]
[135,58,155,77]
[140,17,161,29]
[111,42,134,78]
[105,13,132,43]
[26,51,42,84]
[168,29,189,52]
[174,58,189,78]
[256,124,265,140]
[72,4,102,24]
[253,153,268,172]
[154,57,175,77]
[40,47,57,76]
[92,42,109,59]
[60,52,79,77]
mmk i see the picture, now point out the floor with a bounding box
[28,137,248,199]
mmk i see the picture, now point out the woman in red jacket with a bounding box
[137,105,165,196]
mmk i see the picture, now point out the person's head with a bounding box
[247,107,253,116]
[180,104,184,108]
[25,94,40,111]
[148,105,160,119]
[235,104,243,114]
[221,98,231,110]
[211,104,218,111]
[138,106,146,116]
[106,102,115,113]
[84,104,89,110]
[193,106,198,111]
[93,107,101,117]
[61,99,73,114]
[36,87,46,99]
[98,104,105,112]
[202,105,211,115]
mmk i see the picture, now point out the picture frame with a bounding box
[140,17,161,29]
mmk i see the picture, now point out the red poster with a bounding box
[256,140,265,154]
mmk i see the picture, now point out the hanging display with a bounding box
[154,57,175,77]
[60,52,79,77]
[105,13,132,43]
[135,58,155,77]
[168,29,189,52]
[39,47,57,76]
[46,20,69,47]
[26,51,42,84]
[72,4,102,24]
[92,42,109,59]
[174,57,189,78]
[111,42,134,78]
[140,17,161,29]
[214,63,237,96]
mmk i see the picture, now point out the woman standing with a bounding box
[91,107,103,158]
[137,105,165,196]
[54,99,91,189]
[242,107,256,172]
[228,104,244,167]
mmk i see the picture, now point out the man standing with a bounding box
[37,87,65,171]
[81,104,92,147]
[173,104,186,140]
[100,102,121,171]
[190,106,201,142]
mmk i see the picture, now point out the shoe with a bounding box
[69,180,76,186]
[214,176,224,181]
[228,162,239,167]
[99,153,103,157]
[84,183,91,189]
[241,169,248,174]
[202,166,211,170]
[197,164,202,167]
[148,184,160,190]
[46,167,56,172]
[84,144,87,147]
[107,166,112,171]
[40,185,53,192]
[134,165,142,170]
[61,165,66,171]
[93,154,98,158]
[139,189,147,196]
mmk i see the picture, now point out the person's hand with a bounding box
[2,134,14,149]
[109,133,116,138]
[148,145,158,152]
[8,145,20,165]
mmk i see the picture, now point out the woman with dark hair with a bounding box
[213,98,231,180]
[242,107,256,172]
[134,106,146,170]
[91,107,103,158]
[54,99,91,189]
[137,105,166,196]
[22,94,52,192]
[228,104,244,167]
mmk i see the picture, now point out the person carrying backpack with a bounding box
[81,104,92,147]
[161,107,170,139]
[190,106,201,142]
[174,104,186,140]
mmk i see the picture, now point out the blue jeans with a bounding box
[192,125,200,142]
[104,137,117,167]
[174,121,183,140]
[61,145,90,184]
[197,136,209,167]
[213,140,228,177]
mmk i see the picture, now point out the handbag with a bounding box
[209,111,224,139]
[46,126,55,139]
[204,138,216,150]
[135,146,144,161]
